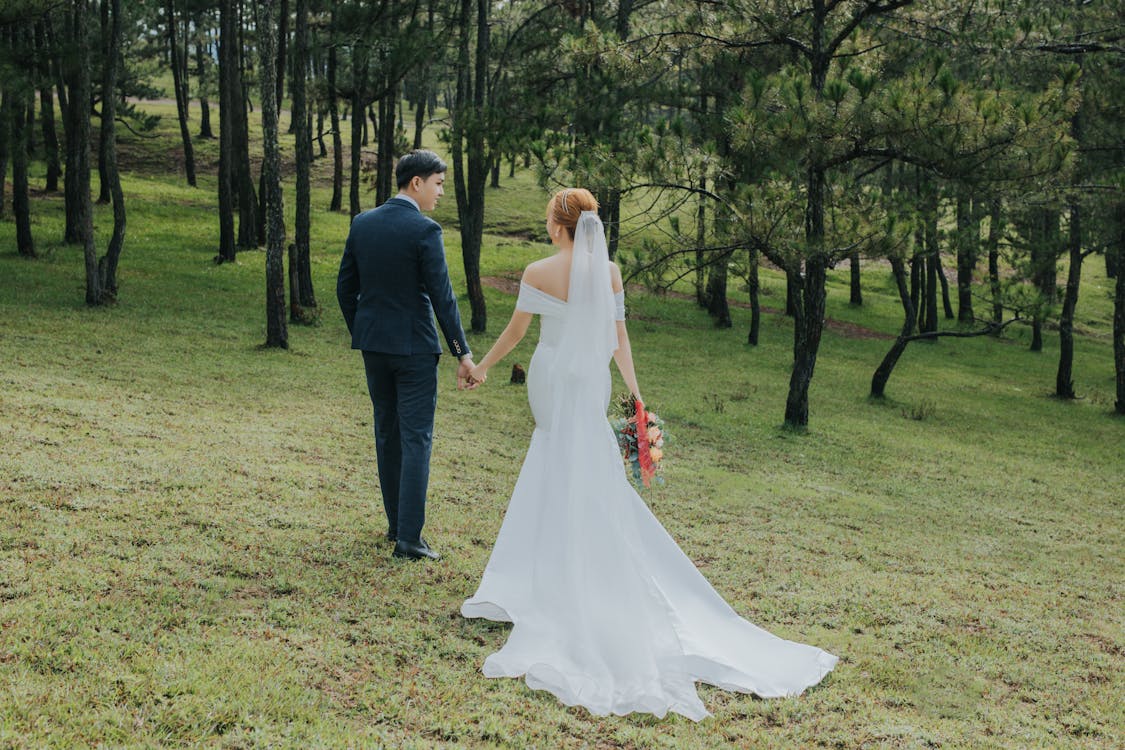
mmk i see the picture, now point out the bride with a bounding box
[461,188,837,721]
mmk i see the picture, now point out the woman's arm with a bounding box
[608,262,642,402]
[469,310,533,384]
[612,321,641,402]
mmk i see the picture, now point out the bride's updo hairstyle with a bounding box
[548,188,599,240]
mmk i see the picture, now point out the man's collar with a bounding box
[393,193,420,211]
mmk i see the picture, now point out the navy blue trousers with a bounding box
[362,351,439,544]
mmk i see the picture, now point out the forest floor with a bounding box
[0,101,1121,748]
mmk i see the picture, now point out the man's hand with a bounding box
[457,356,479,390]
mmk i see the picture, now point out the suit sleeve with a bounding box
[336,232,359,335]
[419,222,471,358]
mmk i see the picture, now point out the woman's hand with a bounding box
[469,365,489,386]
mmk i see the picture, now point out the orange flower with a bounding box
[649,447,663,463]
[647,426,662,442]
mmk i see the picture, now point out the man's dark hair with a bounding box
[395,149,447,189]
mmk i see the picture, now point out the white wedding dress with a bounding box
[461,213,837,721]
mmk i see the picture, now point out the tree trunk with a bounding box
[62,5,92,251]
[955,189,975,323]
[97,0,110,203]
[50,16,68,125]
[291,0,315,313]
[785,267,800,317]
[451,0,488,333]
[1030,207,1060,352]
[349,84,363,218]
[1114,200,1125,414]
[328,6,342,212]
[849,252,862,306]
[987,197,1003,327]
[257,0,288,349]
[35,22,61,193]
[14,83,36,258]
[66,1,99,302]
[747,249,760,346]
[695,171,707,307]
[870,257,916,398]
[194,16,214,139]
[276,0,288,115]
[704,250,732,328]
[1055,201,1083,399]
[216,0,237,263]
[920,193,939,334]
[97,0,125,298]
[0,81,10,220]
[936,253,954,320]
[785,251,827,428]
[413,95,425,149]
[166,0,197,187]
[375,83,395,206]
[233,0,258,250]
[489,151,500,188]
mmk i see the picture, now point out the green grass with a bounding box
[0,100,1121,748]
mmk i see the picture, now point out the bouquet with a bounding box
[610,393,668,489]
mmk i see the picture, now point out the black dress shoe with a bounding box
[385,530,396,543]
[393,538,440,561]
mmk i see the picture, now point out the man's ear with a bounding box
[411,175,424,191]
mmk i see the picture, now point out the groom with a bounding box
[337,149,475,562]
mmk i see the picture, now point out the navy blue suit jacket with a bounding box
[337,198,470,359]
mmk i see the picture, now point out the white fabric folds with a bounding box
[462,215,837,720]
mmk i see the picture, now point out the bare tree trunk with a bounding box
[216,0,236,263]
[936,253,954,320]
[375,82,395,206]
[97,0,111,203]
[328,6,343,212]
[702,249,731,328]
[166,0,197,187]
[1114,200,1125,414]
[871,257,916,398]
[257,0,288,348]
[695,170,707,307]
[276,0,288,116]
[1030,207,1060,352]
[0,83,10,220]
[747,248,760,346]
[291,0,315,313]
[849,252,862,306]
[1056,201,1083,398]
[194,15,214,139]
[233,0,258,249]
[35,22,61,193]
[451,0,488,332]
[785,267,800,317]
[97,0,125,298]
[413,95,425,149]
[66,0,99,302]
[987,197,1003,327]
[13,34,36,259]
[955,189,976,323]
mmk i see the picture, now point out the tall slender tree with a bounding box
[450,0,489,332]
[256,0,287,348]
[97,0,125,298]
[166,0,196,186]
[215,0,236,263]
[290,0,316,316]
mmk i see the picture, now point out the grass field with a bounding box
[0,101,1121,748]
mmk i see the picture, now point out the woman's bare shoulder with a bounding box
[608,260,624,293]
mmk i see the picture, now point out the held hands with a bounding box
[457,357,480,390]
[467,364,488,388]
